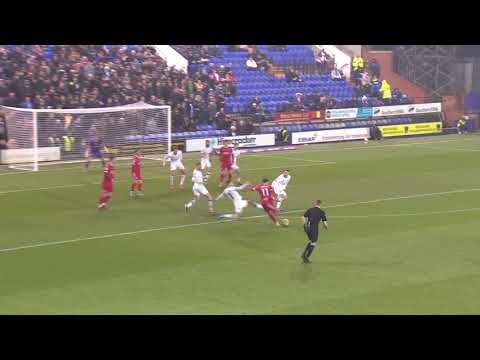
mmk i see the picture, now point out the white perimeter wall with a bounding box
[313,45,353,80]
[152,45,188,73]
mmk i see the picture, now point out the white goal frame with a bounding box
[1,103,171,171]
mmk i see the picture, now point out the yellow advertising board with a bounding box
[378,122,442,137]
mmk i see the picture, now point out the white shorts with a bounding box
[170,161,185,171]
[193,183,209,197]
[231,164,240,171]
[234,199,248,213]
[201,158,212,170]
[273,185,287,198]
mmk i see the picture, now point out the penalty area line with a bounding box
[1,186,480,254]
[0,162,336,195]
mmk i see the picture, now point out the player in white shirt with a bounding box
[163,145,186,190]
[231,143,242,184]
[272,170,291,209]
[200,139,213,182]
[185,162,214,214]
[216,181,258,220]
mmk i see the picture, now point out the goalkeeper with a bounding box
[85,126,106,171]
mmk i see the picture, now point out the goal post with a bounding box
[1,102,171,171]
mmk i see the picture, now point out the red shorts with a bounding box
[221,163,232,172]
[132,172,142,181]
[261,199,277,213]
[102,181,113,193]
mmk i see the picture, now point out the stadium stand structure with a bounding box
[0,45,431,143]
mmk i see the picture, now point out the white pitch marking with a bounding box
[411,144,480,152]
[0,134,477,176]
[1,186,480,254]
[252,153,335,164]
[0,162,335,195]
[287,136,480,155]
[330,207,480,219]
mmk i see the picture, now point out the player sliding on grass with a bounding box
[185,162,215,214]
[218,139,233,188]
[163,145,186,190]
[272,170,291,210]
[97,155,115,210]
[130,149,144,197]
[251,178,280,226]
[216,181,259,220]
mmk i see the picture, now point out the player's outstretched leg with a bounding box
[207,194,215,214]
[219,170,225,187]
[185,195,199,213]
[218,213,240,220]
[169,171,175,190]
[205,167,212,182]
[276,195,287,210]
[130,182,136,197]
[137,181,144,196]
[267,209,280,226]
[98,193,111,210]
[247,200,262,209]
[179,170,186,189]
[302,241,315,263]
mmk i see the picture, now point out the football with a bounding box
[281,218,290,226]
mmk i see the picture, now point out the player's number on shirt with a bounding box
[261,188,270,197]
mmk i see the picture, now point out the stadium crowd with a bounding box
[0,45,236,133]
[0,45,412,135]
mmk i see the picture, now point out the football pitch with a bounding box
[1,133,480,314]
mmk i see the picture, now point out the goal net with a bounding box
[1,102,171,171]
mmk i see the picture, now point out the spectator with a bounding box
[331,67,345,81]
[294,93,304,111]
[369,58,381,78]
[0,45,234,132]
[229,121,237,136]
[361,71,371,87]
[370,76,381,97]
[315,49,329,74]
[246,57,258,70]
[4,92,17,107]
[286,68,301,82]
[0,79,9,105]
[379,79,392,105]
[20,96,34,109]
[214,107,227,130]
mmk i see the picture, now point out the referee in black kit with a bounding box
[301,200,328,263]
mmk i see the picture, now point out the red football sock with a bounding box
[131,183,136,191]
[219,173,225,183]
[267,210,277,224]
[227,172,232,182]
[99,195,109,205]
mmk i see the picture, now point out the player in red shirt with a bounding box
[98,155,116,210]
[251,178,280,226]
[218,139,233,187]
[130,149,144,197]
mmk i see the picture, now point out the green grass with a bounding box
[1,133,480,314]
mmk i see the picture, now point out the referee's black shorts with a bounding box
[304,224,319,243]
